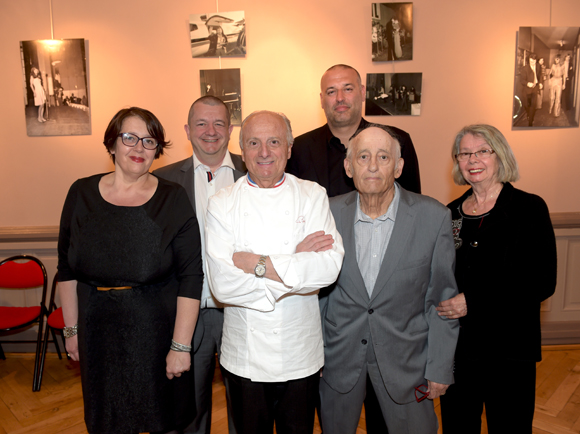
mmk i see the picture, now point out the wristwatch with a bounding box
[254,255,267,278]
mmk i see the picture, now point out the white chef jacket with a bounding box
[205,173,345,382]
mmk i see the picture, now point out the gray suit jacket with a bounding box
[321,186,459,404]
[153,152,246,351]
[153,152,246,212]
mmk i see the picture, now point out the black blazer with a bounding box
[287,118,421,196]
[448,182,557,362]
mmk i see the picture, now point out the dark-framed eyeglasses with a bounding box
[414,384,429,403]
[455,149,495,162]
[117,133,159,150]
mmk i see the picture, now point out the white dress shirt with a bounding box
[205,174,345,382]
[193,151,236,309]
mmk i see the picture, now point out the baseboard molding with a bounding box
[542,321,580,345]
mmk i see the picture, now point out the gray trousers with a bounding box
[183,308,236,434]
[319,336,438,434]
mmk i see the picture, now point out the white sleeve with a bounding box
[205,186,344,312]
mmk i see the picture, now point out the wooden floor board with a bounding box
[1,347,579,434]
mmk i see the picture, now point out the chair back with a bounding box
[0,256,47,290]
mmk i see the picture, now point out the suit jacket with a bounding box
[153,152,246,351]
[287,118,421,196]
[153,153,246,212]
[448,183,556,362]
[320,187,459,404]
[519,63,540,95]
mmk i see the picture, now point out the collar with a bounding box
[355,183,400,223]
[246,173,286,188]
[325,118,368,148]
[192,151,236,173]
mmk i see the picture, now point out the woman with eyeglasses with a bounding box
[436,124,557,433]
[58,107,202,434]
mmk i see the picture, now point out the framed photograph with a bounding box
[20,39,90,136]
[190,11,246,58]
[513,26,580,128]
[371,2,413,62]
[365,73,422,116]
[200,68,242,125]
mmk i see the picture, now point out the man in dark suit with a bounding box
[319,123,459,434]
[286,64,421,196]
[154,96,245,434]
[519,53,541,127]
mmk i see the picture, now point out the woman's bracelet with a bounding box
[170,339,192,352]
[62,324,78,338]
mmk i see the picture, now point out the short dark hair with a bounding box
[103,107,171,163]
[187,96,231,126]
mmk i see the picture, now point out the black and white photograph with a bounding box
[20,39,90,136]
[190,11,246,58]
[513,26,580,128]
[200,68,242,125]
[371,2,413,62]
[365,72,422,116]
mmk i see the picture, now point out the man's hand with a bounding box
[527,82,534,88]
[427,380,449,400]
[166,350,191,380]
[436,293,467,319]
[296,231,334,253]
[233,252,259,274]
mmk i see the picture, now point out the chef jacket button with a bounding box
[368,309,374,314]
[244,212,248,216]
[284,240,289,245]
[285,210,289,215]
[250,327,255,332]
[244,241,249,246]
[361,339,367,345]
[273,329,278,334]
[470,241,479,247]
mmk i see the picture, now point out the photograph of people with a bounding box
[190,11,246,58]
[437,124,557,434]
[371,3,413,61]
[58,107,203,434]
[512,26,579,128]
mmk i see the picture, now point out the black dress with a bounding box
[58,174,203,434]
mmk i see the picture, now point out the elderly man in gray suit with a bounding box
[319,123,459,434]
[154,95,244,434]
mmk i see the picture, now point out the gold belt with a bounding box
[96,286,132,291]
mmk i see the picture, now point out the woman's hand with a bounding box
[166,350,191,380]
[436,293,467,319]
[65,335,80,361]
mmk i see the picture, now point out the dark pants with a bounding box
[525,91,538,126]
[223,367,319,434]
[440,358,536,434]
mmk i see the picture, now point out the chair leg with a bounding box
[51,328,63,360]
[32,319,45,392]
[0,343,5,360]
[36,321,53,392]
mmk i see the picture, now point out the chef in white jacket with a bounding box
[205,110,344,434]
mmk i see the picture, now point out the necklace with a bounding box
[470,184,503,214]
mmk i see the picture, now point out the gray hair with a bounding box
[239,110,294,149]
[346,123,401,161]
[451,124,520,186]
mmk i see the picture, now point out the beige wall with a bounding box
[1,0,579,227]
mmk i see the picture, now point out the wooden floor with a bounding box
[1,345,579,434]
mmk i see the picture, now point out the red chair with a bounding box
[37,273,69,391]
[0,255,48,391]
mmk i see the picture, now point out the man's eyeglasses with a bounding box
[455,149,495,162]
[117,133,159,150]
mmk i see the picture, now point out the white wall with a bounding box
[1,0,579,227]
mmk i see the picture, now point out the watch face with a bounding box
[255,264,266,277]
